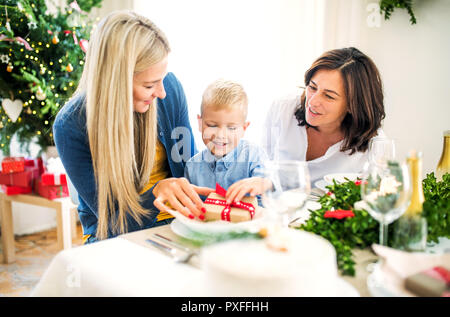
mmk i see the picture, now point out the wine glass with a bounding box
[368,137,396,166]
[360,160,411,246]
[261,160,311,228]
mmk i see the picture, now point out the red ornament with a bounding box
[79,39,88,53]
[324,209,355,219]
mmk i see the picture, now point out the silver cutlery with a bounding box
[145,238,196,263]
[152,233,198,255]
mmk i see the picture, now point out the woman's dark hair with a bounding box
[294,47,385,154]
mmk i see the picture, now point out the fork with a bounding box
[146,238,196,263]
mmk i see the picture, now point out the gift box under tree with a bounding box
[41,172,67,186]
[0,157,45,195]
[1,157,25,173]
[34,157,69,199]
[25,157,45,175]
[36,178,69,200]
[1,184,32,195]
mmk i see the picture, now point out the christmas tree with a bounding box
[0,0,102,156]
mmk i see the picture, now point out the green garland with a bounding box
[422,173,450,243]
[298,172,450,276]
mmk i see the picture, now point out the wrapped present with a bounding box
[25,157,45,175]
[405,266,450,297]
[0,165,41,187]
[41,172,67,186]
[41,157,67,185]
[203,183,257,223]
[36,179,69,200]
[2,157,25,173]
[0,169,32,187]
[1,184,32,195]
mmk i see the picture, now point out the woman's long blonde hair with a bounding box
[75,11,170,239]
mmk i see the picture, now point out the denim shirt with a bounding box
[184,139,268,196]
[53,72,197,238]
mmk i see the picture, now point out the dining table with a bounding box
[30,207,381,297]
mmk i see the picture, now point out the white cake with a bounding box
[200,228,339,296]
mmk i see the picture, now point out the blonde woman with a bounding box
[53,11,213,242]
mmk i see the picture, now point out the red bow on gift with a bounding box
[204,183,256,221]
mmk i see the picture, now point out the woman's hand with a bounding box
[225,177,273,204]
[152,177,214,220]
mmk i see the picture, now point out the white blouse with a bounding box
[262,94,385,185]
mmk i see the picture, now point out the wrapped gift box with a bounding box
[2,157,25,173]
[25,157,45,175]
[0,165,41,187]
[1,184,32,195]
[36,179,69,200]
[405,266,450,297]
[41,172,67,186]
[203,184,258,223]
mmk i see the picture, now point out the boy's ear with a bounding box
[243,121,250,131]
[197,114,202,132]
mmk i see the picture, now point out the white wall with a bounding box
[134,0,322,148]
[321,0,450,174]
[134,0,449,174]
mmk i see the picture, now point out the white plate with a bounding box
[171,219,201,241]
[314,179,329,192]
[323,173,361,184]
[166,206,266,235]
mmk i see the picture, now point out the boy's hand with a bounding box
[225,177,273,204]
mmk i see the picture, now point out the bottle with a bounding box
[393,151,427,251]
[405,150,425,217]
[436,130,450,181]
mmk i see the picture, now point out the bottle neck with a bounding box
[406,155,424,216]
[436,136,450,180]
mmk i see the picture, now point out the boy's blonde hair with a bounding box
[75,11,170,240]
[201,79,248,118]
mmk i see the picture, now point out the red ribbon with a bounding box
[424,267,450,285]
[204,183,256,221]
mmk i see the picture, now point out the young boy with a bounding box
[184,79,272,207]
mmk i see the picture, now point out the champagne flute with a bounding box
[360,160,411,246]
[261,160,311,228]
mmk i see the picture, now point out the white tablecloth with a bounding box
[31,236,203,296]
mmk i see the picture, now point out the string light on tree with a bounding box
[0,0,102,156]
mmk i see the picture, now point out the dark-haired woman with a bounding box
[262,47,386,184]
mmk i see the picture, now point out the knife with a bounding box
[146,238,173,255]
[152,233,197,254]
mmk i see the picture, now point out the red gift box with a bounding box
[2,157,25,173]
[1,184,32,195]
[41,172,67,186]
[36,179,69,200]
[0,166,41,187]
[25,157,45,175]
